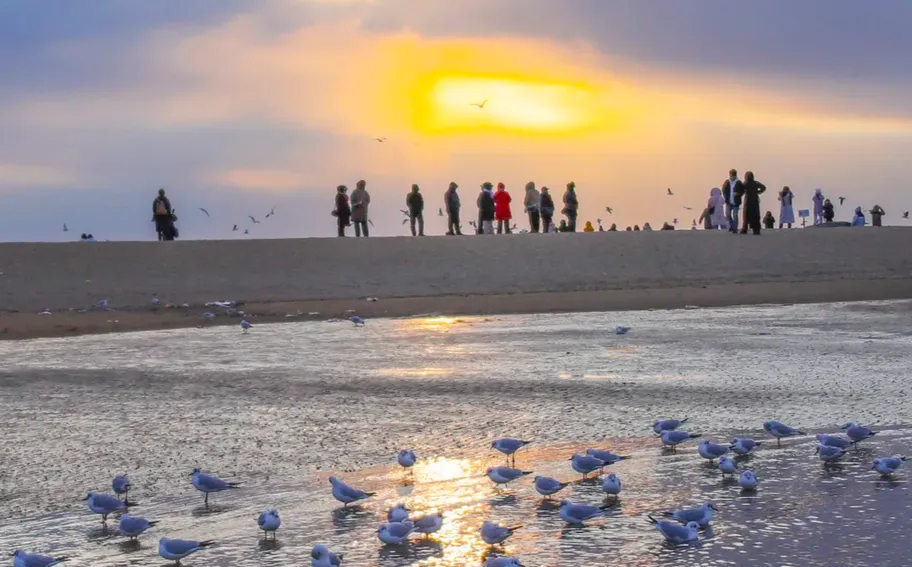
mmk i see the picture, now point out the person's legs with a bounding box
[363,221,369,237]
[337,218,346,237]
[483,220,493,234]
[752,217,761,235]
[446,215,455,235]
[354,222,362,237]
[532,211,540,232]
[418,213,424,235]
[542,215,552,233]
[505,221,512,234]
[453,212,461,234]
[410,215,417,236]
[496,220,504,234]
[568,214,577,232]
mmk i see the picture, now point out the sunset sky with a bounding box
[2,0,911,240]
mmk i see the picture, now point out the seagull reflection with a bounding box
[489,493,518,509]
[332,506,372,534]
[378,538,442,564]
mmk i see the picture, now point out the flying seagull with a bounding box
[682,205,693,210]
[838,196,846,205]
[375,137,387,142]
[400,209,409,217]
[63,223,69,232]
[266,206,276,219]
[232,224,238,231]
[244,229,249,234]
[199,208,209,217]
[438,208,444,217]
[903,211,909,219]
[470,99,488,108]
[667,188,674,196]
[605,206,613,214]
[673,218,679,225]
[402,219,409,225]
[248,215,260,224]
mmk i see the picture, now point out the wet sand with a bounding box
[1,228,912,340]
[0,302,911,565]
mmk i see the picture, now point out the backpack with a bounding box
[155,198,168,216]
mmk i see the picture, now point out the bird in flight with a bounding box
[266,206,276,219]
[199,208,210,217]
[438,208,444,217]
[682,206,693,210]
[400,209,409,217]
[692,219,697,227]
[63,223,68,232]
[244,229,249,234]
[673,218,679,225]
[470,99,488,109]
[375,137,387,142]
[605,206,613,214]
[667,188,674,196]
[838,196,846,205]
[903,211,910,219]
[402,219,409,225]
[468,220,477,228]
[232,224,238,232]
[248,215,260,224]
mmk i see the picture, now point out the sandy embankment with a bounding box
[1,228,911,340]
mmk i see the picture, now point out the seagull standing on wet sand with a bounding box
[480,520,521,546]
[329,476,375,507]
[842,422,878,447]
[190,468,242,507]
[118,514,159,540]
[763,420,805,447]
[739,470,759,491]
[872,456,907,476]
[413,512,444,537]
[559,500,610,525]
[112,474,132,502]
[158,538,215,564]
[647,517,700,545]
[653,418,688,435]
[486,466,532,487]
[241,320,252,333]
[698,440,730,464]
[662,502,717,527]
[661,430,701,451]
[11,550,68,567]
[570,454,606,478]
[492,438,532,466]
[257,509,281,539]
[311,544,344,567]
[377,521,414,545]
[534,476,570,499]
[397,449,417,469]
[83,492,128,523]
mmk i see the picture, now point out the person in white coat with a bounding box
[708,187,727,229]
[778,186,795,228]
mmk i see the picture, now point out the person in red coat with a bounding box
[494,182,513,234]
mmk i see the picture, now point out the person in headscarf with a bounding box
[812,189,825,225]
[763,211,776,229]
[523,182,541,233]
[870,204,885,227]
[739,171,767,235]
[477,182,495,235]
[540,186,555,233]
[583,220,595,232]
[608,223,617,231]
[778,186,795,228]
[350,179,371,237]
[562,182,579,232]
[558,219,570,232]
[633,225,640,231]
[721,169,743,233]
[699,207,712,230]
[494,182,513,234]
[152,188,176,241]
[333,185,351,237]
[444,182,462,235]
[708,187,727,229]
[643,222,653,231]
[661,221,675,231]
[852,206,866,226]
[822,198,835,223]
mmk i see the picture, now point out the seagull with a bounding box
[438,208,444,217]
[158,538,215,564]
[673,218,679,225]
[112,474,132,501]
[492,438,532,465]
[698,440,730,464]
[470,99,488,109]
[559,500,610,525]
[585,448,629,466]
[232,224,238,231]
[483,558,524,567]
[190,468,242,507]
[661,430,701,451]
[11,551,68,567]
[244,229,249,234]
[413,512,444,537]
[815,434,851,451]
[729,438,763,455]
[486,466,532,486]
[739,470,759,491]
[667,188,674,196]
[601,473,621,499]
[815,444,847,463]
[662,502,717,527]
[329,476,375,506]
[903,211,909,219]
[240,320,252,333]
[718,456,738,476]
[653,418,688,435]
[265,206,276,219]
[374,137,387,142]
[605,206,613,214]
[63,224,68,232]
[248,215,260,224]
[199,208,210,217]
[377,521,414,545]
[388,504,410,523]
[118,514,158,540]
[83,492,127,522]
[397,449,417,469]
[842,423,878,446]
[480,520,521,546]
[838,196,846,205]
[615,326,630,335]
[872,456,907,476]
[311,544,344,567]
[349,315,365,326]
[647,516,700,545]
[763,420,805,447]
[533,476,570,498]
[257,509,281,540]
[682,205,693,210]
[570,454,606,478]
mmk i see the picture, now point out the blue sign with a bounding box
[798,209,810,218]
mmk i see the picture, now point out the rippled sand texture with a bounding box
[1,300,911,566]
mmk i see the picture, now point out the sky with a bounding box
[2,0,911,241]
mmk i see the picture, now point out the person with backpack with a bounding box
[406,184,425,236]
[152,188,177,241]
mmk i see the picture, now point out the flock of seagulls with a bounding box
[10,414,900,566]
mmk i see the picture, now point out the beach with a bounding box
[1,228,911,340]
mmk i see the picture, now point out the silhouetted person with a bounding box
[350,179,371,237]
[524,182,541,233]
[763,211,776,229]
[871,204,885,227]
[562,182,579,232]
[823,198,835,222]
[152,188,176,241]
[721,169,743,233]
[444,182,461,235]
[333,185,351,237]
[540,186,555,233]
[739,171,767,235]
[407,184,425,236]
[494,182,513,234]
[477,182,496,234]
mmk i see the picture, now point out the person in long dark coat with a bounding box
[152,188,177,241]
[334,185,351,237]
[739,171,767,235]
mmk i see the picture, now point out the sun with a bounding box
[415,74,618,135]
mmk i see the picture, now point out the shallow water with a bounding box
[1,300,912,566]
